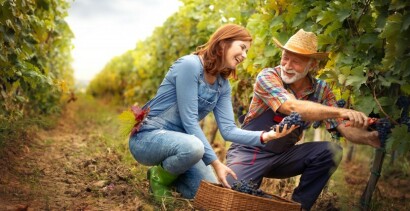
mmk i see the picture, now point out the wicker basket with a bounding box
[193,181,301,211]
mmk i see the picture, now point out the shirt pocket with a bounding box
[197,79,218,120]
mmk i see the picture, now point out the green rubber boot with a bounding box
[147,165,178,203]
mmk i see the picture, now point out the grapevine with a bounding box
[231,179,272,199]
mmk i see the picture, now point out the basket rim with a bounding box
[195,180,301,206]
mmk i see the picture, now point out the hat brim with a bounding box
[273,38,329,60]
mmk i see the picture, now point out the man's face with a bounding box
[279,50,313,84]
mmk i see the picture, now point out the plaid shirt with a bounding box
[243,66,340,130]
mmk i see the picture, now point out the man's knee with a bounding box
[319,142,343,173]
[330,142,343,166]
[310,142,343,168]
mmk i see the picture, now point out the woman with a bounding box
[129,24,298,202]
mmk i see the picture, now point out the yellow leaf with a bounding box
[118,110,136,138]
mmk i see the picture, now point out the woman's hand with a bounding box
[262,124,299,143]
[211,160,237,188]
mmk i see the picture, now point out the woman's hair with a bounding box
[194,24,252,79]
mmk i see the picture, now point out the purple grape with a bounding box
[396,96,410,110]
[336,99,346,108]
[231,179,270,198]
[312,121,322,129]
[375,118,392,147]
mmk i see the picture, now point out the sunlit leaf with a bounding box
[400,84,410,95]
[345,75,366,88]
[264,46,276,57]
[379,13,402,38]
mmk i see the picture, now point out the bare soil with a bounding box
[0,101,154,210]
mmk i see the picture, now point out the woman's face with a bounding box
[224,40,251,69]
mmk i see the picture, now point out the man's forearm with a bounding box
[278,99,342,121]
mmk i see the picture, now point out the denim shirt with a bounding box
[140,55,264,165]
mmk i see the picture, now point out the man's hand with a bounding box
[340,109,369,128]
[337,123,381,148]
[366,130,381,148]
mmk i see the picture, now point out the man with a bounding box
[225,29,380,210]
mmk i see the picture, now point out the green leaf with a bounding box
[402,12,410,31]
[345,75,367,87]
[292,12,306,28]
[324,21,342,34]
[338,74,347,85]
[263,46,276,57]
[388,1,407,10]
[336,9,351,22]
[379,13,402,39]
[351,65,365,76]
[360,33,378,44]
[400,84,410,95]
[318,34,336,45]
[387,125,410,155]
[376,97,393,107]
[317,11,336,27]
[378,75,392,87]
[354,95,376,115]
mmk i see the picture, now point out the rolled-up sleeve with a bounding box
[254,68,295,112]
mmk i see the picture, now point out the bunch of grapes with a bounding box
[375,118,392,147]
[312,121,322,129]
[273,112,304,132]
[396,96,410,111]
[231,179,271,198]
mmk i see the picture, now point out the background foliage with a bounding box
[0,0,74,123]
[88,0,409,156]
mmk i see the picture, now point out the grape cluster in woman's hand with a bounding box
[272,112,304,132]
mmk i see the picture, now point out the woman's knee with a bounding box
[178,135,205,161]
[188,136,205,160]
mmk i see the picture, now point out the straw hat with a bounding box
[273,29,329,60]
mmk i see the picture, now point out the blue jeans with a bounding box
[129,129,218,199]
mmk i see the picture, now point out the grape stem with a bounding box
[372,88,399,125]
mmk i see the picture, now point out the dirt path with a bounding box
[0,99,154,210]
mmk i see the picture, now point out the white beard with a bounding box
[280,65,310,84]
